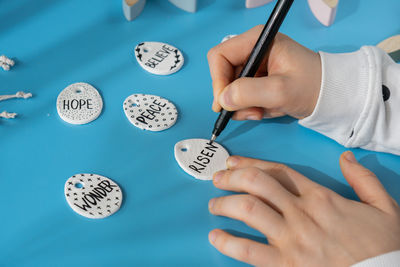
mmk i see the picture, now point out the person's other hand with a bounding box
[207,25,321,120]
[208,152,400,266]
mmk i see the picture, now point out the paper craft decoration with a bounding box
[174,139,230,180]
[122,0,196,21]
[307,0,338,27]
[64,174,122,219]
[134,42,184,75]
[246,0,273,9]
[56,82,103,125]
[221,34,237,43]
[123,94,178,131]
[0,55,15,71]
[168,0,197,13]
[0,91,32,120]
[377,35,400,62]
[246,0,339,27]
[123,0,146,21]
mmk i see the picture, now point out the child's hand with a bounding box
[208,152,400,266]
[207,25,321,120]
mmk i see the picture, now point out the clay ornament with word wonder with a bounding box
[57,82,103,125]
[64,174,123,219]
[123,94,178,131]
[174,139,230,180]
[134,42,184,75]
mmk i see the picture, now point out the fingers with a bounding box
[208,25,264,112]
[213,167,296,213]
[339,151,396,213]
[217,75,289,112]
[209,194,285,239]
[225,156,316,196]
[209,229,282,267]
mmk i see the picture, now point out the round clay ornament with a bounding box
[221,34,237,43]
[174,138,230,180]
[56,82,103,125]
[134,42,184,75]
[64,173,122,219]
[123,94,178,131]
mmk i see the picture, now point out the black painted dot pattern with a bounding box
[64,173,122,219]
[57,83,103,125]
[123,94,178,131]
[382,85,391,102]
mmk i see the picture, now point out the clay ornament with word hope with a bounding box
[57,82,103,125]
[64,174,122,219]
[174,139,230,180]
[123,94,178,131]
[134,42,184,75]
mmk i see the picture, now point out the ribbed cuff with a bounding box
[351,250,400,267]
[299,48,372,146]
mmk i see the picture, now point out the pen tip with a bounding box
[210,134,217,144]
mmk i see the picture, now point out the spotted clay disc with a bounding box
[123,94,178,131]
[174,139,229,180]
[64,174,122,219]
[56,82,103,125]
[134,42,184,75]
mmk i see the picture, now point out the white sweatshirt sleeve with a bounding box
[351,250,400,267]
[299,46,400,155]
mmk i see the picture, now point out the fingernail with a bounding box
[213,171,224,184]
[219,87,233,108]
[345,151,357,163]
[245,115,259,120]
[209,231,217,244]
[227,156,239,168]
[209,198,215,210]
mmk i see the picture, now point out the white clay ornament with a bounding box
[246,0,273,8]
[123,94,178,131]
[221,34,237,43]
[64,173,123,219]
[174,139,230,180]
[56,82,103,125]
[134,42,184,75]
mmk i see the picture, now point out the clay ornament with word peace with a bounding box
[123,94,178,131]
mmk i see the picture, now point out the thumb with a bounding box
[340,151,393,212]
[218,75,288,112]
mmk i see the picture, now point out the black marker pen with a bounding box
[210,0,294,143]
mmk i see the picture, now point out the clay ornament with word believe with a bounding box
[134,42,184,75]
[56,82,103,125]
[123,94,178,131]
[174,139,230,180]
[64,174,123,219]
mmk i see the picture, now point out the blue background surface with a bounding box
[1,0,399,266]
